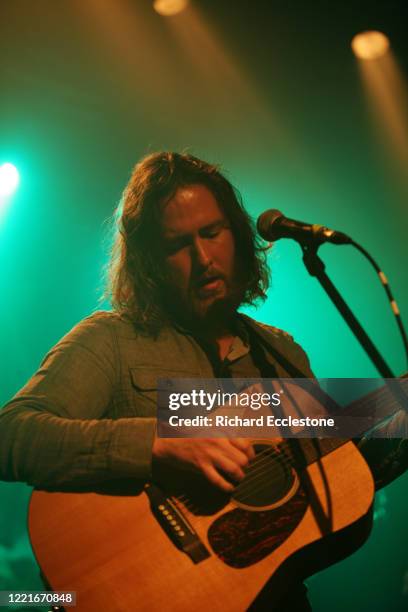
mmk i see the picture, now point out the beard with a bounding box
[161,275,246,334]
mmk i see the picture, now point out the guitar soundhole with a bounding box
[232,443,297,509]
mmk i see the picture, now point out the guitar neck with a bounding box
[279,374,408,467]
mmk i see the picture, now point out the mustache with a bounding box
[192,268,226,288]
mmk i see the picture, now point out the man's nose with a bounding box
[192,238,211,267]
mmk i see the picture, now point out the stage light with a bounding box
[153,0,189,17]
[0,163,20,197]
[351,31,390,60]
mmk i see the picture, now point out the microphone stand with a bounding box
[301,242,395,378]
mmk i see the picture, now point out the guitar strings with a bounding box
[233,439,347,503]
[232,446,288,493]
[177,439,346,513]
[172,380,408,513]
[172,443,305,506]
[174,446,283,515]
[177,448,313,521]
[336,378,407,418]
[231,439,350,506]
[232,377,408,499]
[176,445,300,514]
[233,445,305,502]
[171,445,295,508]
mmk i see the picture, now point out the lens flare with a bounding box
[153,0,189,17]
[351,31,390,60]
[0,163,20,197]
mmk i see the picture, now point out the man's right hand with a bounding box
[152,437,255,492]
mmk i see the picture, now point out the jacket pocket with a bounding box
[129,367,198,391]
[129,367,198,417]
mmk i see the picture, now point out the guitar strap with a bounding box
[243,320,309,379]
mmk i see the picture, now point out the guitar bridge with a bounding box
[145,484,210,564]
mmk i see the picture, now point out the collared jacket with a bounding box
[0,311,406,490]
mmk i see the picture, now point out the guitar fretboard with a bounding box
[278,375,408,467]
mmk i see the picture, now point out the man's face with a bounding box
[160,184,241,328]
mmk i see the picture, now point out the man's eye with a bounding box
[165,244,180,254]
[165,240,187,254]
[204,227,221,238]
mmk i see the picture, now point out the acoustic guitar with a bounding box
[28,379,406,611]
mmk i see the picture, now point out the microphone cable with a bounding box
[349,239,408,371]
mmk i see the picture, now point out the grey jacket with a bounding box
[0,311,314,489]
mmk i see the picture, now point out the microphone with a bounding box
[257,209,352,245]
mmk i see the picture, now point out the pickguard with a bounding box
[208,486,307,568]
[176,444,309,568]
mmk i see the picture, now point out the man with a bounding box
[0,152,406,610]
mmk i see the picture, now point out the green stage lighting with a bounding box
[0,163,20,198]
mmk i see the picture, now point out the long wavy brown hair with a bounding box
[107,152,269,333]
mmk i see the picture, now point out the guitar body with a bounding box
[29,440,374,612]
